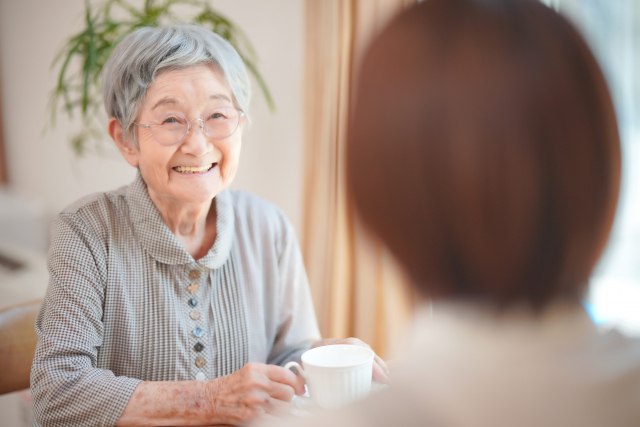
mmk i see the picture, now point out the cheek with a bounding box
[137,139,173,182]
[219,141,242,181]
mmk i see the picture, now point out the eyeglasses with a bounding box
[133,106,244,146]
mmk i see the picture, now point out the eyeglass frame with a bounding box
[133,106,245,146]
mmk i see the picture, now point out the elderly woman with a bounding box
[282,1,640,427]
[30,25,388,427]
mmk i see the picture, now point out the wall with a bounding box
[0,0,305,243]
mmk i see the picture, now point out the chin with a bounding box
[179,183,223,203]
[173,177,225,203]
[175,190,218,205]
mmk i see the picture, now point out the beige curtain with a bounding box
[0,65,8,184]
[302,0,416,359]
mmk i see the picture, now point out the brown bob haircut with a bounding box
[347,0,621,308]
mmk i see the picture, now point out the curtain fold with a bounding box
[302,0,416,358]
[0,65,8,184]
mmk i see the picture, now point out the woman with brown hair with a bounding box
[287,0,640,425]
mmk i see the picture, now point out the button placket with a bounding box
[185,267,207,380]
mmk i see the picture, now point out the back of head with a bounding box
[347,0,621,309]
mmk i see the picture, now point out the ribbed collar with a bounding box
[125,172,235,269]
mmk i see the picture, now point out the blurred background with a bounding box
[549,0,640,336]
[0,0,639,425]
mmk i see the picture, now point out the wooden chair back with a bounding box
[0,299,42,395]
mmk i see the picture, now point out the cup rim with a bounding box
[301,344,375,369]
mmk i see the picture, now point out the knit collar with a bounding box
[125,172,234,269]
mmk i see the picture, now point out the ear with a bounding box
[109,117,139,167]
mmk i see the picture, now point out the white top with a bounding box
[284,300,640,427]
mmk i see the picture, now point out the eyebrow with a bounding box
[151,94,232,110]
[209,94,232,103]
[151,97,181,110]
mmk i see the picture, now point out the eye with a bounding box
[208,112,227,120]
[162,116,180,124]
[151,114,185,126]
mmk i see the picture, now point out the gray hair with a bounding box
[101,25,251,147]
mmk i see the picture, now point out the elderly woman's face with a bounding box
[130,64,243,205]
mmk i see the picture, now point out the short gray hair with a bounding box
[101,25,251,147]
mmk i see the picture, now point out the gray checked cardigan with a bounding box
[30,173,321,427]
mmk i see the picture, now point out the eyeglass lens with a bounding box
[150,106,241,146]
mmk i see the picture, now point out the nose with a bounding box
[180,118,211,157]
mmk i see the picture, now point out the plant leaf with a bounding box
[242,56,276,113]
[48,0,275,156]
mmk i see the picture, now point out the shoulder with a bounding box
[591,328,640,370]
[60,186,127,216]
[53,184,130,245]
[229,189,293,234]
[60,184,128,216]
[227,190,297,258]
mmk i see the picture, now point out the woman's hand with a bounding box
[206,362,306,425]
[116,363,304,426]
[311,338,391,384]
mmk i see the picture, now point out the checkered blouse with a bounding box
[30,173,321,427]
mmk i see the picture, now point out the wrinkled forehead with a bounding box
[142,64,236,112]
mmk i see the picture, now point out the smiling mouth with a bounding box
[173,163,216,174]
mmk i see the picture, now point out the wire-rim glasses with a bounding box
[133,106,244,146]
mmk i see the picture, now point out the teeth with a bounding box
[175,164,213,173]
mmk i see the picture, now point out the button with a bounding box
[195,357,206,368]
[194,342,204,352]
[188,298,198,308]
[190,310,201,320]
[193,326,204,338]
[189,270,200,280]
[195,372,206,381]
[187,283,199,294]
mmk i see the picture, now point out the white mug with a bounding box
[284,344,374,410]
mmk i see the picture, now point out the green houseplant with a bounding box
[49,0,274,156]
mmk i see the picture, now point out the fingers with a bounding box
[238,363,298,402]
[264,378,296,402]
[264,395,292,417]
[372,359,391,384]
[343,337,371,349]
[310,338,331,349]
[209,364,299,426]
[262,364,306,397]
[245,393,292,417]
[290,368,307,395]
[374,354,390,377]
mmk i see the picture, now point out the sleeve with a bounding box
[266,218,322,366]
[30,213,141,427]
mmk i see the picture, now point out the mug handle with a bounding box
[284,361,307,381]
